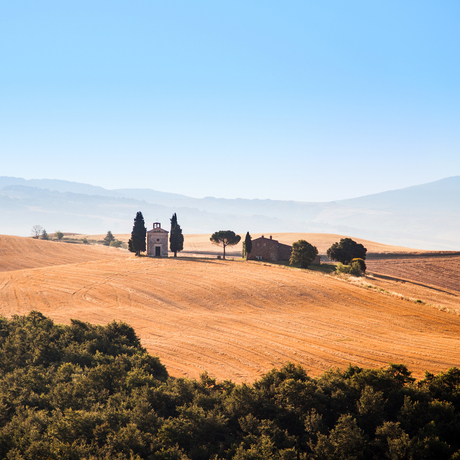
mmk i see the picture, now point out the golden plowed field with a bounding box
[367,256,460,294]
[1,234,460,382]
[0,235,125,272]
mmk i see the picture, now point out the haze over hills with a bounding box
[0,176,459,250]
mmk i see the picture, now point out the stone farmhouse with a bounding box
[147,222,168,257]
[247,235,292,262]
[248,235,321,264]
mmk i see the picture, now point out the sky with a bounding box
[1,1,459,202]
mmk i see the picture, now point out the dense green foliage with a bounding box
[327,238,367,265]
[210,230,241,259]
[1,312,460,459]
[170,213,184,257]
[290,240,319,268]
[55,230,64,241]
[128,212,147,256]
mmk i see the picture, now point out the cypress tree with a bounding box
[244,232,252,259]
[169,213,184,258]
[128,212,146,256]
[103,230,115,246]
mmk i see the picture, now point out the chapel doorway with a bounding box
[155,246,161,257]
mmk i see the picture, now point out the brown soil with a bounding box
[366,256,460,294]
[1,235,460,383]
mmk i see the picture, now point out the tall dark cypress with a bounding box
[169,213,184,258]
[244,232,252,259]
[128,212,146,256]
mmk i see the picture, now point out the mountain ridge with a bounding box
[0,176,459,250]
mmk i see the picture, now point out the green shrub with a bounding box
[351,258,366,272]
[336,261,364,276]
[110,240,123,248]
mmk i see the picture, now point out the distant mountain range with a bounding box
[1,176,459,250]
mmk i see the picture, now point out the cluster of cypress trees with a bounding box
[127,212,184,257]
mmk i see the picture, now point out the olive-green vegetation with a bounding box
[327,238,367,265]
[1,312,460,460]
[290,240,318,268]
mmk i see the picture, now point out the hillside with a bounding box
[1,250,460,382]
[0,235,125,272]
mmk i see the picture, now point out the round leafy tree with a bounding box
[327,238,367,264]
[290,240,318,268]
[210,230,241,259]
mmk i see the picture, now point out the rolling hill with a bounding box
[1,234,459,383]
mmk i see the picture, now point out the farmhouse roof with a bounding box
[252,235,278,243]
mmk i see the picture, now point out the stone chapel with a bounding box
[146,222,169,257]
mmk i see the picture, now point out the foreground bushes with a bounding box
[1,312,460,459]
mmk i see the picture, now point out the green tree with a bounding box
[103,230,115,246]
[327,238,367,264]
[55,230,64,241]
[244,232,252,259]
[128,212,146,256]
[210,230,241,260]
[289,240,318,268]
[41,229,49,240]
[169,213,184,258]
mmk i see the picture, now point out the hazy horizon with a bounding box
[1,173,459,203]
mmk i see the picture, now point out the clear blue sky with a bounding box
[1,1,459,201]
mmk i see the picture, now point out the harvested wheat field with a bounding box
[367,255,460,294]
[1,237,460,382]
[0,235,126,272]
